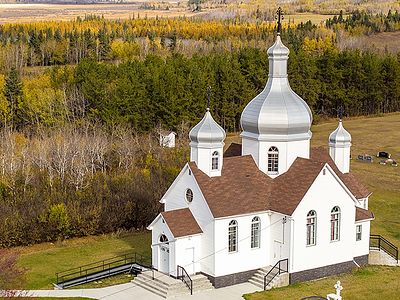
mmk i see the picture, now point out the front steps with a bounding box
[132,270,214,298]
[248,266,279,290]
[369,249,399,266]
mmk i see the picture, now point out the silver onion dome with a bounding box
[189,108,226,145]
[329,120,351,145]
[240,34,312,141]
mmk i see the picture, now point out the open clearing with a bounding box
[0,3,201,23]
[16,113,400,296]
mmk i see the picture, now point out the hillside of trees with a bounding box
[1,10,400,246]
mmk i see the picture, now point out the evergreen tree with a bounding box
[3,67,23,129]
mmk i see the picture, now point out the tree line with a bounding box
[0,123,189,247]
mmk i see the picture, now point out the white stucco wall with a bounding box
[353,220,371,258]
[213,212,270,277]
[190,145,224,177]
[329,144,351,173]
[161,164,215,276]
[174,235,202,276]
[150,216,175,275]
[242,136,310,177]
[290,166,357,273]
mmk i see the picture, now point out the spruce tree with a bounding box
[3,67,23,129]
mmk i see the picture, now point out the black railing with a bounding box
[370,234,398,261]
[263,258,288,290]
[177,265,193,295]
[55,252,151,285]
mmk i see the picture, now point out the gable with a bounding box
[292,164,357,219]
[161,163,214,227]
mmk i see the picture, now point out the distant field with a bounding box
[0,3,201,23]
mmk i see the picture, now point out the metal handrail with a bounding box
[263,258,288,290]
[55,252,151,284]
[370,235,398,261]
[177,265,193,295]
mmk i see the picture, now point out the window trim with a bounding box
[251,216,261,249]
[185,188,193,203]
[356,224,362,241]
[306,210,317,246]
[268,146,279,174]
[330,206,341,242]
[228,220,238,253]
[211,151,219,171]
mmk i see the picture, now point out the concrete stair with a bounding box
[132,270,214,298]
[369,249,399,266]
[248,266,280,290]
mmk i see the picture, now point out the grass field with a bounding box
[17,230,151,289]
[16,113,400,295]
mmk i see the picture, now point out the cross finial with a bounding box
[275,7,284,34]
[338,105,344,121]
[334,281,343,297]
[206,86,212,111]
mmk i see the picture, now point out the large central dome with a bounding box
[240,35,312,142]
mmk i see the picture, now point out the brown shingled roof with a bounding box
[269,158,325,215]
[189,156,272,218]
[161,208,202,238]
[224,143,242,157]
[310,147,370,199]
[188,147,372,218]
[356,206,374,221]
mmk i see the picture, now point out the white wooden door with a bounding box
[159,245,169,274]
[185,247,195,275]
[273,240,282,264]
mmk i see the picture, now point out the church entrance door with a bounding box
[273,240,282,264]
[159,244,170,274]
[185,247,195,274]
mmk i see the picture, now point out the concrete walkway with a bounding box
[3,282,262,299]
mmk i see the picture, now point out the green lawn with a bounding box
[18,230,151,289]
[242,113,400,299]
[244,266,400,300]
[16,113,400,296]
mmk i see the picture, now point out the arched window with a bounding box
[212,151,219,170]
[306,210,317,246]
[159,234,169,243]
[331,206,341,241]
[268,147,279,173]
[228,220,238,252]
[251,216,261,249]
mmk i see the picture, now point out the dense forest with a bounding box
[1,10,400,246]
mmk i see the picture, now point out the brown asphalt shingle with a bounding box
[310,147,370,198]
[356,206,375,221]
[161,208,202,238]
[189,156,272,218]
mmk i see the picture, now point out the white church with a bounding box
[147,32,374,288]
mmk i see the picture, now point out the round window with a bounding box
[185,189,193,203]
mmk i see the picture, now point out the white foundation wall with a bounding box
[242,136,310,177]
[353,221,371,258]
[175,235,202,276]
[163,165,213,228]
[150,217,175,274]
[291,167,356,273]
[269,212,291,266]
[213,212,270,277]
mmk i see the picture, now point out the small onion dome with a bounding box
[329,120,352,145]
[189,108,226,145]
[267,34,290,59]
[240,35,312,142]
